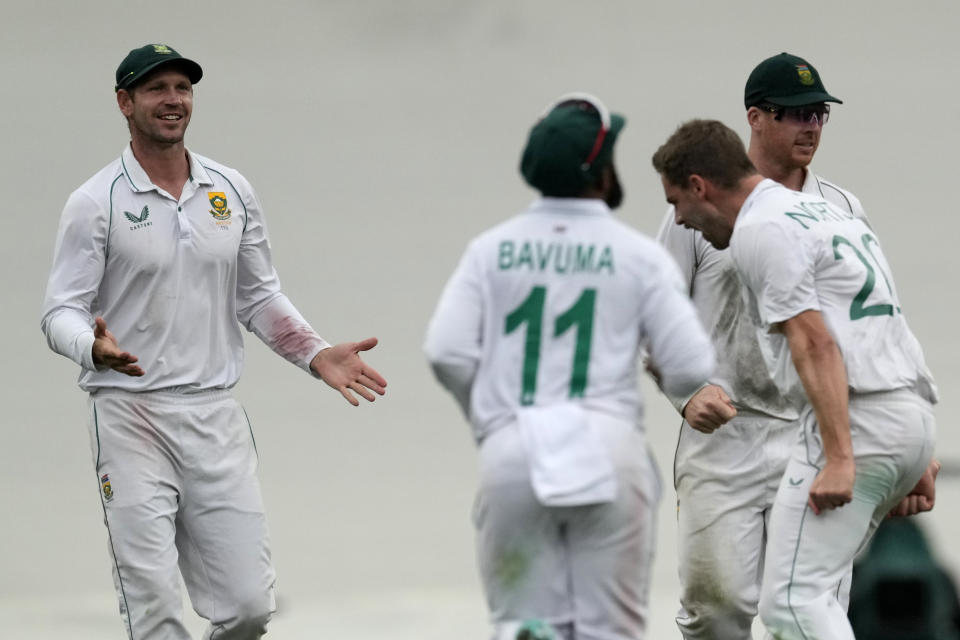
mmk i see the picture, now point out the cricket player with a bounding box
[424,93,716,640]
[653,118,938,640]
[41,44,387,639]
[655,53,867,638]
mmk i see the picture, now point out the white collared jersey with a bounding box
[424,198,715,442]
[656,170,868,420]
[731,179,937,400]
[41,145,329,392]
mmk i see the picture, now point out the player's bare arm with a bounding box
[781,310,854,516]
[888,458,941,517]
[91,316,144,377]
[682,384,737,434]
[310,337,387,406]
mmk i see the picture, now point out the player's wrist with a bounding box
[824,453,855,466]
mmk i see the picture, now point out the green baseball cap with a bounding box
[115,43,203,92]
[520,93,626,197]
[744,52,841,108]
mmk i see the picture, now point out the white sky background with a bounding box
[2,1,958,637]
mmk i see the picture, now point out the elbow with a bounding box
[422,337,444,366]
[422,332,470,367]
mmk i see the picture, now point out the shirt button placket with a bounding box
[176,204,190,240]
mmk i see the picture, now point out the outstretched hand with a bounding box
[310,337,387,406]
[889,458,941,518]
[92,317,144,376]
[682,384,737,433]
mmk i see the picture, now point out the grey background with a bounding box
[2,1,957,637]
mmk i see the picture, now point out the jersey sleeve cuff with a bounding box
[668,382,709,417]
[304,340,332,378]
[77,332,99,371]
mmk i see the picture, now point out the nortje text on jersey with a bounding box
[498,240,615,274]
[783,200,858,230]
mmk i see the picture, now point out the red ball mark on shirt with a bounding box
[268,314,324,364]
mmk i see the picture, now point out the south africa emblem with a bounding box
[208,192,232,220]
[795,64,814,86]
[101,473,114,503]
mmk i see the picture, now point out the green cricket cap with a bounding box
[744,52,841,108]
[520,94,625,197]
[115,43,203,92]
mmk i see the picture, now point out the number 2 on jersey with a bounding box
[504,286,596,405]
[832,233,900,320]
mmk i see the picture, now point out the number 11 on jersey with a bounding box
[504,286,596,405]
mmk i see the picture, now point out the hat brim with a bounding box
[116,58,203,91]
[765,91,842,107]
[609,113,626,138]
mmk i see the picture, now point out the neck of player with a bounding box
[748,146,807,192]
[131,136,190,200]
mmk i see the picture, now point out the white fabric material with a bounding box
[759,390,936,640]
[517,402,616,506]
[475,415,660,640]
[425,197,715,443]
[657,170,871,640]
[731,179,938,399]
[655,170,867,419]
[41,145,329,392]
[89,388,276,639]
[673,413,794,640]
[427,196,709,639]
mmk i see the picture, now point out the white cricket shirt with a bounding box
[657,170,869,419]
[731,179,937,400]
[41,145,330,392]
[424,197,715,442]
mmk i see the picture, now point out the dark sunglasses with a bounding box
[758,102,830,126]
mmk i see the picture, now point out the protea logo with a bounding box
[101,473,114,503]
[124,205,152,230]
[208,192,231,220]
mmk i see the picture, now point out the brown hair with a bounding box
[652,119,756,189]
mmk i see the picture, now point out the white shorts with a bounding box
[759,388,936,640]
[473,413,661,640]
[89,388,276,640]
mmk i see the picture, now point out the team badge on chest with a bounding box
[208,192,232,220]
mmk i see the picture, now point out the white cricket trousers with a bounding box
[674,412,796,640]
[759,388,936,640]
[474,413,661,640]
[88,388,276,640]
